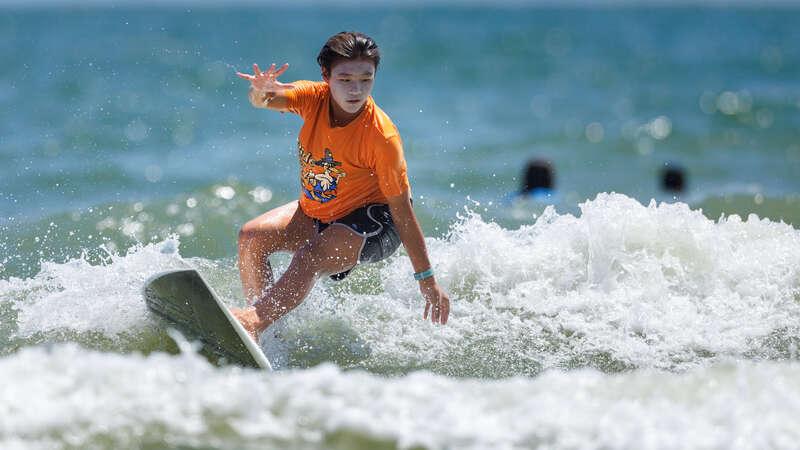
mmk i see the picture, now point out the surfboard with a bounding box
[143,268,272,370]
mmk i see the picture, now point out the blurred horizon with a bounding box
[3,0,800,8]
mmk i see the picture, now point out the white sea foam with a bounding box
[2,193,800,448]
[0,237,189,341]
[332,193,800,373]
[2,194,799,375]
[1,344,800,450]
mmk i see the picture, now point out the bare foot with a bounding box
[229,306,261,343]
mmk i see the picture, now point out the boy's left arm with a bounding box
[386,191,450,324]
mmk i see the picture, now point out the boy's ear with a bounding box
[321,67,329,81]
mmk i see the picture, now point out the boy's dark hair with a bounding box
[317,31,381,77]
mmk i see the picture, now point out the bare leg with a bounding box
[238,201,316,303]
[234,224,365,339]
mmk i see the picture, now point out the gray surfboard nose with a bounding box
[144,269,272,370]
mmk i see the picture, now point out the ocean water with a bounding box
[2,4,800,449]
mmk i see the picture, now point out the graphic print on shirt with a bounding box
[299,143,347,204]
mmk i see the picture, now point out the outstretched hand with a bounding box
[421,279,450,325]
[236,63,296,94]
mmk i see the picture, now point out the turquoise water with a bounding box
[2,4,800,449]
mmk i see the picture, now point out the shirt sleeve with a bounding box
[283,81,323,118]
[373,134,411,198]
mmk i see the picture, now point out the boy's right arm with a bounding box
[237,63,296,113]
[248,86,292,112]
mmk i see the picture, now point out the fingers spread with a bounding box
[253,63,262,76]
[274,63,289,78]
[424,301,430,320]
[236,72,254,81]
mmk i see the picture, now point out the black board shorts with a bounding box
[314,203,402,281]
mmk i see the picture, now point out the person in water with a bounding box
[231,31,450,340]
[503,157,556,204]
[660,161,687,195]
[520,158,555,198]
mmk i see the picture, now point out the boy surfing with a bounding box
[231,31,450,341]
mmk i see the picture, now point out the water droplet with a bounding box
[214,186,236,200]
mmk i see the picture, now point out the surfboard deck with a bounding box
[143,268,272,370]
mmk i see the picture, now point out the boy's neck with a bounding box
[329,100,365,128]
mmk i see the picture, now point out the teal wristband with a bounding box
[414,268,434,281]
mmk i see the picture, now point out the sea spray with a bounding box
[0,237,189,353]
[353,193,800,375]
[2,194,800,376]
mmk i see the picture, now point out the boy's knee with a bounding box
[240,219,279,240]
[239,221,259,240]
[238,226,258,251]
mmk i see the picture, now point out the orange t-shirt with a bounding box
[284,80,410,222]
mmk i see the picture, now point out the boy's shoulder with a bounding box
[368,101,400,141]
[285,80,328,116]
[294,80,328,96]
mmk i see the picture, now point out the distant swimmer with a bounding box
[231,31,450,342]
[522,158,555,197]
[661,162,687,194]
[505,158,556,203]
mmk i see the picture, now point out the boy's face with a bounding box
[324,59,375,115]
